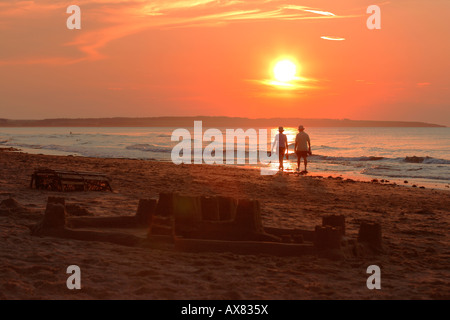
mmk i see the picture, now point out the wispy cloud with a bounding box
[303,9,335,16]
[0,0,355,65]
[251,75,320,94]
[321,36,346,41]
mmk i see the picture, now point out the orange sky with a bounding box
[0,0,449,125]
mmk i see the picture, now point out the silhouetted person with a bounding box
[272,126,288,171]
[294,125,311,172]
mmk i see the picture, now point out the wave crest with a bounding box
[125,144,172,153]
[404,156,450,164]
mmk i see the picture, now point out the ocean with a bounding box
[1,126,449,190]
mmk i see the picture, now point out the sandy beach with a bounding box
[0,149,449,300]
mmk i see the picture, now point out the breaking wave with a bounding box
[404,156,450,164]
[125,144,172,153]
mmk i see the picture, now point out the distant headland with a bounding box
[0,117,445,128]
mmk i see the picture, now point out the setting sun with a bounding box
[273,60,297,82]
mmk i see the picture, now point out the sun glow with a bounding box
[273,60,297,82]
[259,58,312,91]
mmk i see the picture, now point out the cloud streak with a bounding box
[321,36,346,41]
[0,0,355,65]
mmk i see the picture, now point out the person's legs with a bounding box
[297,152,308,172]
[279,153,283,169]
[279,147,285,170]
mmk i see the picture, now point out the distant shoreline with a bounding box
[0,116,446,128]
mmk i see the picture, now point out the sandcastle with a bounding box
[28,194,383,257]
